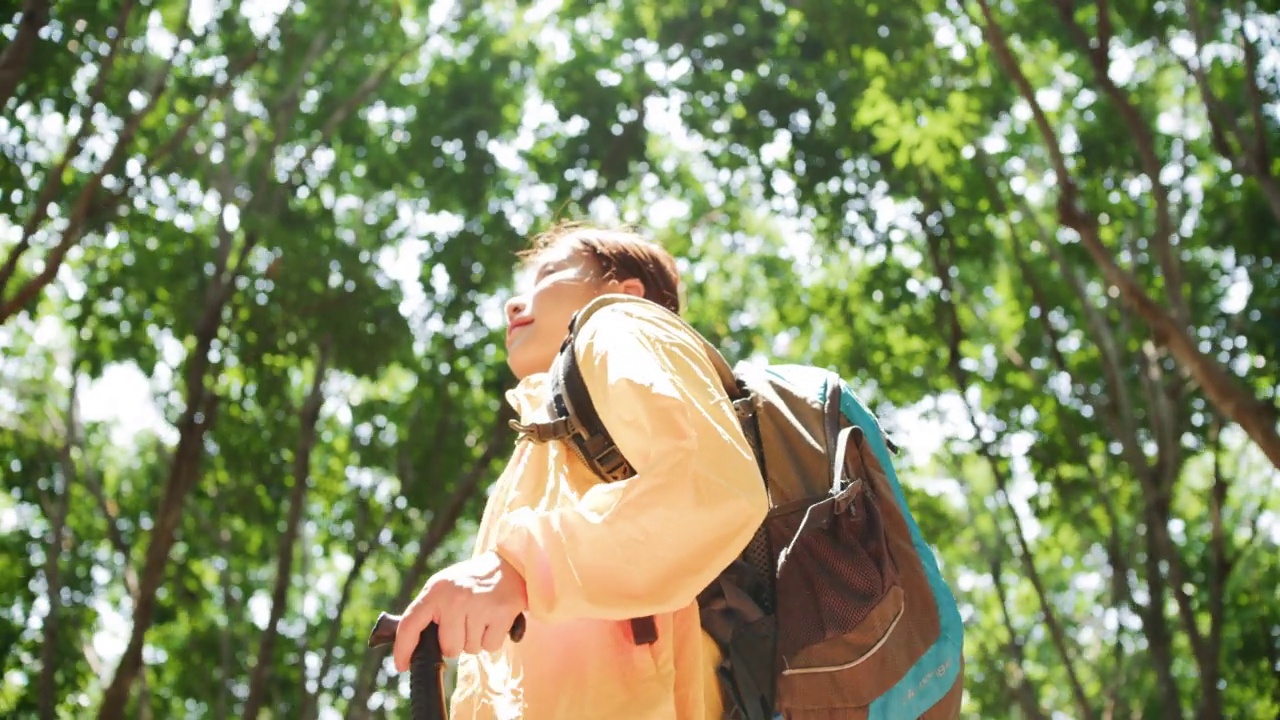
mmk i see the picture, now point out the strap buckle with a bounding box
[732,393,759,419]
[509,416,576,444]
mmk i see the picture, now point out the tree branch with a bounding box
[136,669,153,720]
[81,456,140,597]
[1051,0,1187,325]
[206,490,236,720]
[53,366,142,601]
[2,41,258,327]
[1143,462,1211,651]
[309,44,417,158]
[980,527,1049,720]
[975,0,1074,194]
[1236,14,1280,223]
[1102,625,1128,720]
[1180,0,1280,222]
[921,204,1096,719]
[1002,185,1145,469]
[93,50,287,710]
[1075,461,1165,719]
[1179,0,1242,157]
[973,160,1146,598]
[242,339,332,719]
[1095,0,1114,50]
[0,0,139,302]
[977,0,1280,470]
[987,427,1094,719]
[1138,510,1187,716]
[0,0,53,109]
[989,200,1168,701]
[0,0,191,324]
[1135,338,1184,493]
[149,49,262,176]
[992,233,1156,696]
[270,5,341,144]
[294,521,314,712]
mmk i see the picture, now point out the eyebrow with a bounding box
[534,261,561,280]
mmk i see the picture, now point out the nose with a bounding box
[504,295,527,325]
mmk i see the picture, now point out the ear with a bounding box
[613,277,646,299]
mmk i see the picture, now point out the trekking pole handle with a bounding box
[367,612,528,720]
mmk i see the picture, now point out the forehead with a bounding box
[514,240,592,288]
[529,239,596,274]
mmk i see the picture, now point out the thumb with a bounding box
[392,599,437,674]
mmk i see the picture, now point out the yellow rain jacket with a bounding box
[450,300,770,719]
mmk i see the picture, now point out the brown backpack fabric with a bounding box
[512,295,965,720]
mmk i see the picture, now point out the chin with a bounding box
[505,352,536,381]
[506,350,553,381]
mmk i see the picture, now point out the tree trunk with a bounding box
[36,519,65,720]
[983,530,1048,720]
[1139,517,1186,717]
[242,342,331,719]
[38,378,79,720]
[300,508,387,720]
[136,671,153,720]
[1199,420,1229,720]
[96,395,219,719]
[978,146,1193,716]
[215,497,236,720]
[920,207,1097,719]
[96,226,242,719]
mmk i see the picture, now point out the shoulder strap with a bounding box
[553,321,634,482]
[510,294,751,471]
[547,294,752,479]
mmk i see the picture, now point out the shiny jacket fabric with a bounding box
[450,301,769,719]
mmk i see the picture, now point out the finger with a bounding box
[479,620,506,654]
[392,599,435,674]
[437,606,467,659]
[463,613,490,656]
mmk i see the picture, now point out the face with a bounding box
[503,242,641,380]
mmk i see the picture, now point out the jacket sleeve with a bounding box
[491,302,769,622]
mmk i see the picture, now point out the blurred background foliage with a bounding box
[1,0,1277,717]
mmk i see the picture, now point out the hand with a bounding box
[392,551,528,671]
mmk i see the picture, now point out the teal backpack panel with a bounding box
[837,381,964,719]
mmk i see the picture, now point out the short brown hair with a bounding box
[520,221,682,314]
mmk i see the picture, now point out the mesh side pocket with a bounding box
[767,479,898,662]
[741,524,776,613]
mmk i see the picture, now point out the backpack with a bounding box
[511,294,965,720]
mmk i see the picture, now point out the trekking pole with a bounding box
[367,612,527,720]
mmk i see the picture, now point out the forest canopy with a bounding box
[1,0,1278,718]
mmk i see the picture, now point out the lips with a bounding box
[506,317,533,340]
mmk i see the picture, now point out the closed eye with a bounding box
[535,263,563,282]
